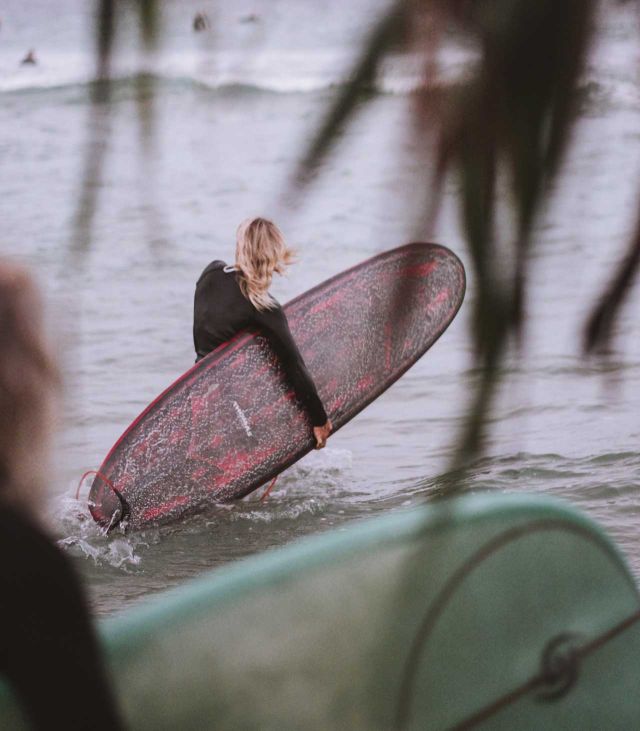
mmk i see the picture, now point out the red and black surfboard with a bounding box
[88,243,466,530]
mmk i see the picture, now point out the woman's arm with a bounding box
[253,305,331,442]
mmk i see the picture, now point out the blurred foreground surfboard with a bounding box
[2,493,640,729]
[88,242,466,530]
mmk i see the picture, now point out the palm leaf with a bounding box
[291,0,407,191]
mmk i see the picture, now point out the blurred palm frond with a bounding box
[296,0,608,475]
[70,0,117,257]
[136,0,159,51]
[584,209,640,354]
[71,0,161,258]
[291,0,408,191]
[133,0,161,154]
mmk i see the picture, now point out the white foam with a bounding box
[295,447,353,474]
[0,47,470,96]
[51,493,145,569]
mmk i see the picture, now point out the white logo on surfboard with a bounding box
[232,401,253,438]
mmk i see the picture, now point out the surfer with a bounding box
[193,12,209,31]
[20,49,37,66]
[0,263,124,730]
[193,217,332,449]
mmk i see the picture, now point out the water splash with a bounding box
[48,447,356,564]
[50,493,149,570]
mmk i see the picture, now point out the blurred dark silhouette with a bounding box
[193,11,209,32]
[20,49,37,66]
[0,262,124,730]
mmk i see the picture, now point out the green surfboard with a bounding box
[2,493,639,729]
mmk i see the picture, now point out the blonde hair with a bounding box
[235,217,294,311]
[0,263,59,515]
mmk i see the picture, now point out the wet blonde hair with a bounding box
[235,217,294,311]
[0,263,59,515]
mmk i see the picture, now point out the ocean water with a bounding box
[1,0,639,616]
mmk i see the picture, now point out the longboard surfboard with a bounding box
[3,493,639,729]
[88,243,465,529]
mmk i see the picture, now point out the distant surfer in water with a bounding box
[20,49,37,65]
[193,12,209,31]
[0,262,124,730]
[193,217,332,449]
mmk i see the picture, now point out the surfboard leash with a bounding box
[75,470,130,532]
[75,469,115,501]
[259,475,279,502]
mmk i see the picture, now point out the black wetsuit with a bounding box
[0,504,124,730]
[193,260,327,426]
